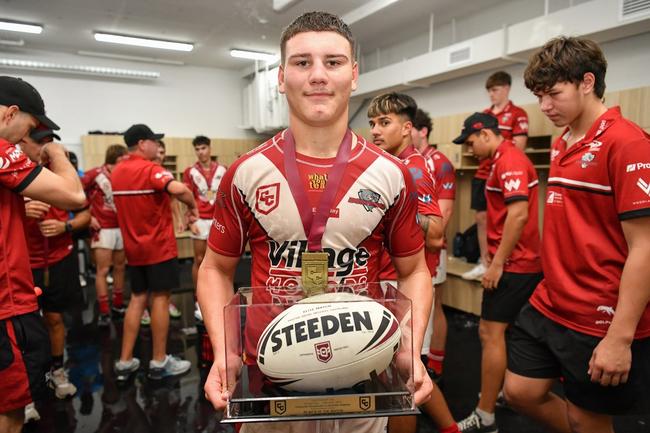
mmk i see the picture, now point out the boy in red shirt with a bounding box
[454,113,542,433]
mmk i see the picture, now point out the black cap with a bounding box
[123,124,164,147]
[30,125,61,143]
[0,76,60,130]
[452,112,499,144]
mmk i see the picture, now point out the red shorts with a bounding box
[0,312,50,413]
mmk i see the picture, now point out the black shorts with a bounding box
[0,312,51,412]
[481,271,541,323]
[508,303,650,415]
[129,258,180,294]
[471,178,487,211]
[32,251,83,313]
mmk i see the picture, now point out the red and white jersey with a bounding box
[111,153,178,266]
[0,139,40,320]
[425,148,456,200]
[183,161,227,219]
[476,101,529,180]
[24,205,74,269]
[530,107,650,338]
[207,130,423,357]
[485,140,541,273]
[379,145,441,280]
[82,165,118,228]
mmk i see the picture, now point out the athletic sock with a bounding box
[427,349,445,375]
[112,287,124,307]
[98,294,109,314]
[52,355,64,371]
[475,407,495,425]
[440,423,461,433]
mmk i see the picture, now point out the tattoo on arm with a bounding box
[418,213,430,234]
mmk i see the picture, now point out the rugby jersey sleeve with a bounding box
[435,156,456,200]
[495,150,530,204]
[148,164,175,191]
[409,157,442,218]
[0,141,42,192]
[512,106,529,136]
[610,132,650,220]
[207,165,249,257]
[384,164,425,258]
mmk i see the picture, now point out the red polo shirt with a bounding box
[24,205,74,268]
[530,107,650,338]
[111,153,177,266]
[485,140,541,273]
[476,101,529,180]
[0,139,41,320]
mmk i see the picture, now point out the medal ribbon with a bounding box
[283,128,352,252]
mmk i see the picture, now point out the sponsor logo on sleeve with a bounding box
[255,183,280,215]
[503,178,521,192]
[442,182,454,190]
[627,162,650,173]
[637,178,650,196]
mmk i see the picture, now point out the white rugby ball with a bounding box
[256,292,401,392]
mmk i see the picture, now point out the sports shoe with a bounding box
[194,302,203,322]
[47,367,77,399]
[114,358,140,381]
[106,274,114,285]
[148,355,191,380]
[462,262,486,280]
[168,302,182,319]
[24,402,40,423]
[141,309,151,326]
[458,410,498,433]
[111,304,127,316]
[98,313,111,327]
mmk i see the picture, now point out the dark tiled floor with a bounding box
[24,261,650,432]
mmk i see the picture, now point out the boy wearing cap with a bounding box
[111,124,198,381]
[183,135,226,322]
[463,72,529,282]
[20,128,91,403]
[0,76,85,431]
[454,112,542,433]
[82,144,128,326]
[504,37,650,433]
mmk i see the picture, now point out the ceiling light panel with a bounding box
[230,49,279,63]
[0,20,43,34]
[0,58,160,80]
[94,32,193,52]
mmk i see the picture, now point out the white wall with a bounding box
[350,31,650,129]
[1,49,259,168]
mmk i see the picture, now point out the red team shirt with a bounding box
[485,140,541,273]
[82,165,118,228]
[24,204,74,268]
[183,161,227,219]
[379,145,441,280]
[111,154,178,266]
[422,148,456,200]
[529,107,650,338]
[207,130,423,357]
[0,139,41,320]
[476,101,529,180]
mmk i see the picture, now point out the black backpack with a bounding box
[453,224,480,263]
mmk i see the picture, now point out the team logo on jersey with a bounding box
[6,146,23,162]
[308,173,328,190]
[580,152,595,168]
[595,305,615,326]
[637,178,650,196]
[503,179,521,192]
[256,183,280,215]
[627,162,650,173]
[348,189,385,212]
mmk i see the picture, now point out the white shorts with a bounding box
[91,228,123,250]
[190,218,212,240]
[432,249,447,285]
[240,417,387,433]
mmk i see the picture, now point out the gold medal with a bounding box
[301,252,329,297]
[206,190,216,201]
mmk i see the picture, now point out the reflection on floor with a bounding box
[23,262,650,433]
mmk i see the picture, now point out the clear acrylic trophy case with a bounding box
[221,283,417,423]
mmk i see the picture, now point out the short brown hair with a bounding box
[192,135,210,147]
[485,71,511,89]
[413,108,433,140]
[105,144,127,165]
[525,36,607,98]
[280,11,355,64]
[367,92,417,123]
